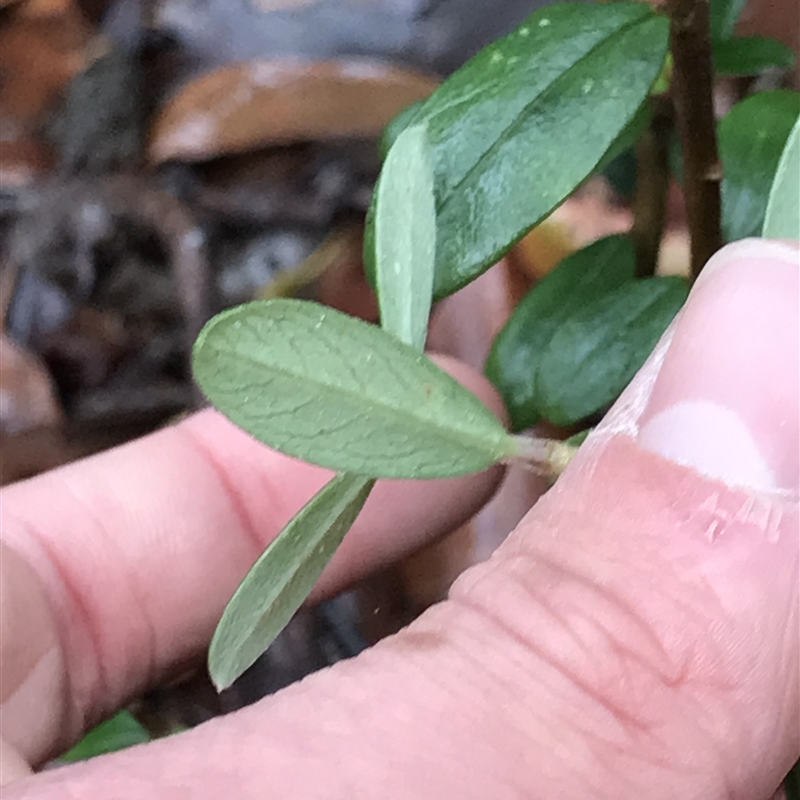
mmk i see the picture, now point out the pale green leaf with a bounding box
[193,299,514,478]
[374,125,436,351]
[209,473,374,690]
[763,114,800,240]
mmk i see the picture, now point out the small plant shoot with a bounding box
[192,0,798,732]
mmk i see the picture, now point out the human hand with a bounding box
[1,239,797,799]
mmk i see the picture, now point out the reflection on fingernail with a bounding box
[640,400,778,491]
[638,245,799,494]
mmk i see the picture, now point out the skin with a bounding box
[0,239,797,799]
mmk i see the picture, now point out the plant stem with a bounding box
[509,435,580,478]
[631,98,672,277]
[666,0,722,280]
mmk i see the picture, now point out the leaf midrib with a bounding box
[206,335,510,461]
[435,12,655,220]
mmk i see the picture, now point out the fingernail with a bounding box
[637,240,799,494]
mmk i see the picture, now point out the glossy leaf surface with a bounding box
[209,473,374,690]
[194,300,514,478]
[366,2,669,299]
[537,276,689,425]
[763,114,800,240]
[486,235,636,431]
[719,90,800,241]
[373,124,436,351]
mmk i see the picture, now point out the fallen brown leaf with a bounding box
[149,57,438,163]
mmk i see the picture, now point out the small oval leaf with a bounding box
[537,276,689,426]
[763,114,800,240]
[193,299,513,478]
[485,235,637,431]
[713,35,797,77]
[209,473,374,690]
[374,124,436,351]
[365,1,669,299]
[719,90,800,242]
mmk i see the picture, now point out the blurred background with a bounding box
[1,0,797,744]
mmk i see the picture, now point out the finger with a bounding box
[0,356,506,765]
[7,239,797,799]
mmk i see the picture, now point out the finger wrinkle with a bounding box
[1,515,102,755]
[172,421,275,559]
[54,471,162,728]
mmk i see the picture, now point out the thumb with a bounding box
[7,239,797,800]
[453,237,799,798]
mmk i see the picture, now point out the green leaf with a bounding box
[719,90,800,241]
[374,125,436,351]
[193,299,514,478]
[60,711,150,762]
[537,276,689,426]
[379,99,425,161]
[209,473,374,690]
[714,35,797,76]
[763,114,800,240]
[564,428,592,448]
[364,1,669,300]
[485,235,636,431]
[710,0,748,41]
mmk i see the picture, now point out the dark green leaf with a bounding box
[710,0,748,41]
[714,35,797,76]
[365,2,669,300]
[374,124,436,351]
[60,711,150,762]
[537,276,689,426]
[595,101,652,180]
[719,90,800,241]
[485,235,636,431]
[379,99,426,160]
[193,299,514,478]
[209,473,374,690]
[763,115,800,239]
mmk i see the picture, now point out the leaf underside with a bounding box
[193,300,513,479]
[208,473,374,690]
[374,125,436,352]
[763,114,800,240]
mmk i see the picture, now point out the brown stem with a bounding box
[631,99,672,277]
[666,0,723,280]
